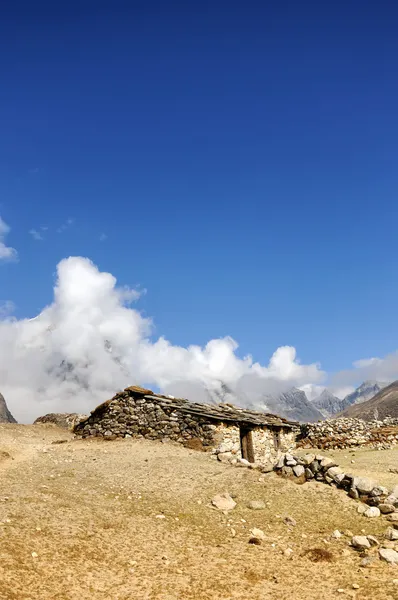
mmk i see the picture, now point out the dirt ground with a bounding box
[1,425,398,600]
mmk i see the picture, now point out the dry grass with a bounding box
[1,425,398,599]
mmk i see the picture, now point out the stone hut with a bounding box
[74,386,298,464]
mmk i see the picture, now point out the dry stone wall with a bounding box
[299,417,398,450]
[275,452,398,517]
[74,390,220,447]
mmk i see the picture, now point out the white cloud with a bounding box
[57,218,74,233]
[99,233,107,242]
[0,217,18,262]
[0,256,325,423]
[29,229,44,241]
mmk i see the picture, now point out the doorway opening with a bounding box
[273,429,281,451]
[240,426,255,463]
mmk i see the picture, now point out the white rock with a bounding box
[211,493,236,512]
[353,477,376,494]
[364,507,380,518]
[332,530,342,539]
[293,465,305,477]
[301,454,315,465]
[385,528,398,541]
[217,452,232,463]
[351,535,371,549]
[250,528,266,540]
[357,504,367,515]
[379,548,398,564]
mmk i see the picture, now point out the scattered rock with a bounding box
[366,535,379,547]
[360,556,376,568]
[379,504,396,514]
[385,528,398,541]
[351,536,371,550]
[211,493,236,512]
[250,528,266,541]
[283,516,297,527]
[364,506,380,518]
[387,513,398,523]
[331,530,342,539]
[379,548,398,564]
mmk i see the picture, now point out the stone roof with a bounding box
[92,385,299,429]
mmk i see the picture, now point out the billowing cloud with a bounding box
[0,217,18,262]
[0,257,326,422]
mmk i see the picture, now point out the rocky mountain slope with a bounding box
[340,380,390,411]
[0,392,17,423]
[339,380,398,421]
[312,389,345,418]
[258,387,324,422]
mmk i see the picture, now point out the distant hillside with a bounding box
[339,380,398,421]
[0,392,17,423]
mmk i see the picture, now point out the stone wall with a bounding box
[74,390,219,447]
[275,451,398,520]
[212,425,296,465]
[299,417,398,450]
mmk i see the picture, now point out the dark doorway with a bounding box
[240,427,255,463]
[273,429,281,450]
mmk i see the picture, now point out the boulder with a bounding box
[293,465,305,477]
[364,507,381,518]
[379,504,396,515]
[301,454,315,465]
[351,536,371,550]
[352,477,376,495]
[385,528,398,541]
[211,493,236,512]
[379,548,398,564]
[387,513,398,523]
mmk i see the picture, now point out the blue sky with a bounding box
[1,1,398,383]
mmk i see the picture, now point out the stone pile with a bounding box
[275,452,398,514]
[299,417,398,450]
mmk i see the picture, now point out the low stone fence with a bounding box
[275,451,398,518]
[298,417,398,450]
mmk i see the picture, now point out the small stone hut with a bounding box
[74,386,298,463]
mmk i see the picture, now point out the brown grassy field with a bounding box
[1,424,398,600]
